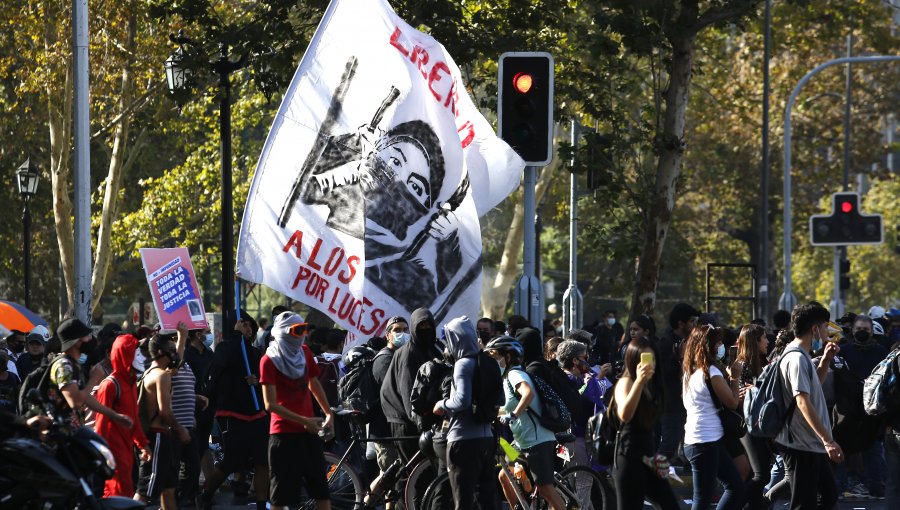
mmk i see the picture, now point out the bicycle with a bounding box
[420,432,615,510]
[301,407,438,510]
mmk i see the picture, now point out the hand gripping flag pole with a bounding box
[236,279,261,411]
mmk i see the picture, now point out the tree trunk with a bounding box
[630,35,695,317]
[91,11,136,311]
[49,65,75,316]
[483,158,559,320]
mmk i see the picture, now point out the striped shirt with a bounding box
[172,362,196,428]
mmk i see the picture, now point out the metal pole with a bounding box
[73,0,92,324]
[835,35,853,317]
[516,166,542,329]
[23,200,31,310]
[562,120,583,333]
[759,0,771,320]
[779,55,900,312]
[218,44,236,334]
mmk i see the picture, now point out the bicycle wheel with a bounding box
[420,472,454,510]
[403,457,437,510]
[550,465,614,510]
[301,451,364,510]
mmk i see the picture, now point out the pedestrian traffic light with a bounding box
[839,258,851,290]
[498,52,554,166]
[809,192,883,246]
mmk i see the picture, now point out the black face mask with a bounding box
[416,327,436,344]
[478,330,492,345]
[8,342,23,354]
[854,330,871,344]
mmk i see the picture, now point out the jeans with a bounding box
[659,408,686,459]
[781,446,838,510]
[766,454,784,492]
[885,431,900,508]
[684,440,744,510]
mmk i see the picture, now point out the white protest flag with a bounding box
[237,0,524,340]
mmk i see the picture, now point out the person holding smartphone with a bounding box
[611,337,679,510]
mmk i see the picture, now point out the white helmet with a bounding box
[868,306,886,320]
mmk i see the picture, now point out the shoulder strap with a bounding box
[704,374,724,411]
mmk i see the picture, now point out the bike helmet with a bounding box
[418,429,435,458]
[484,336,523,358]
[342,345,375,370]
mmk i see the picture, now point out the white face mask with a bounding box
[716,344,726,360]
[132,349,146,371]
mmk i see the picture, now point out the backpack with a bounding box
[470,351,503,423]
[18,354,65,416]
[338,354,382,423]
[410,359,453,431]
[315,355,343,408]
[863,347,900,416]
[744,346,810,439]
[508,368,572,433]
[832,359,883,454]
[526,360,581,421]
[585,394,619,465]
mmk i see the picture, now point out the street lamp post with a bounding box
[17,158,39,309]
[165,38,244,333]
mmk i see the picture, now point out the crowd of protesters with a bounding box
[3,299,900,510]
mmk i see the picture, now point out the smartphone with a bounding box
[729,345,738,361]
[640,352,654,366]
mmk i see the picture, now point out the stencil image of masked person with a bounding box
[360,120,464,311]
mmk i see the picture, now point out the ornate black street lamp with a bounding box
[16,158,39,309]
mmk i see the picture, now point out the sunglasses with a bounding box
[289,322,309,337]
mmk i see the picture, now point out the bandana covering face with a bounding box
[267,311,307,379]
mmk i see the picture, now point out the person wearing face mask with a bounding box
[259,312,334,510]
[777,303,843,509]
[832,314,888,500]
[593,310,624,366]
[15,333,46,377]
[381,308,442,461]
[184,327,216,490]
[49,318,133,429]
[370,315,408,499]
[93,333,152,498]
[3,330,25,363]
[0,351,20,414]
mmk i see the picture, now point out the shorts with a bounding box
[137,430,177,498]
[523,441,556,486]
[269,433,330,504]
[724,434,746,459]
[216,416,269,474]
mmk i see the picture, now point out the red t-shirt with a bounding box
[259,345,320,434]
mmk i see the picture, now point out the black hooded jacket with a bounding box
[381,308,441,425]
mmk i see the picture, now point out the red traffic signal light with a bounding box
[810,192,883,246]
[512,73,533,93]
[498,52,554,165]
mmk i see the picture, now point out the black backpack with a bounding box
[470,351,503,423]
[507,368,572,433]
[526,360,581,421]
[585,395,619,466]
[18,354,65,415]
[338,354,383,423]
[410,359,453,431]
[832,359,883,454]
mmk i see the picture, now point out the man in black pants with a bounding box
[776,303,844,510]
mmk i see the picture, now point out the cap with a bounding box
[887,308,900,318]
[3,330,25,341]
[25,333,45,345]
[153,323,177,336]
[56,318,93,351]
[384,316,407,331]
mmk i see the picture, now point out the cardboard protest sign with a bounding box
[140,247,208,330]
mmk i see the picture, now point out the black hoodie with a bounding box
[381,308,441,425]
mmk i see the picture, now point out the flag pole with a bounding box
[236,279,260,411]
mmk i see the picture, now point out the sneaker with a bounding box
[843,482,870,500]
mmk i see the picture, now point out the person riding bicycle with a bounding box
[486,336,566,510]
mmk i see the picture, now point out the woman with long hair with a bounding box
[611,337,679,510]
[730,324,772,509]
[682,324,745,509]
[617,315,656,361]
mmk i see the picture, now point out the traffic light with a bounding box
[498,52,554,165]
[809,192,883,246]
[839,258,851,291]
[585,132,613,190]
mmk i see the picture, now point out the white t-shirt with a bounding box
[683,365,724,445]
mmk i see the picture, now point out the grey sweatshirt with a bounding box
[436,316,494,443]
